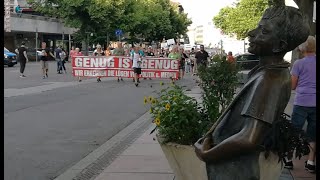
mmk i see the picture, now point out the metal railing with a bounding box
[10,13,61,22]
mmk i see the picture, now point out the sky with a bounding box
[176,0,237,27]
[175,0,299,27]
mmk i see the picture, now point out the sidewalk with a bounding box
[94,86,316,180]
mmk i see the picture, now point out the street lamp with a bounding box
[85,32,93,55]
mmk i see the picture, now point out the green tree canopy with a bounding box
[213,0,268,39]
[28,0,192,43]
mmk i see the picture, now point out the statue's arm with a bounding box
[196,117,269,163]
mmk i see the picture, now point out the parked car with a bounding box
[235,53,259,70]
[4,47,17,67]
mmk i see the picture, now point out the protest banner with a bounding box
[72,56,179,79]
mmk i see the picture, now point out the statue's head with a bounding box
[247,5,310,56]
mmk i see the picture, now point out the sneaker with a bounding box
[283,158,293,169]
[20,75,26,78]
[305,161,316,173]
[43,76,46,79]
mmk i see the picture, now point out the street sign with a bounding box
[115,29,123,36]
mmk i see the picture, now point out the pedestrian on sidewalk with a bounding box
[93,45,105,82]
[226,51,235,64]
[15,5,22,17]
[60,48,67,73]
[179,48,188,79]
[195,45,209,71]
[112,42,125,82]
[283,36,316,173]
[131,46,142,87]
[54,46,63,74]
[40,42,54,79]
[15,41,29,78]
[190,48,195,75]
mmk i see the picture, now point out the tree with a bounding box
[123,0,192,43]
[27,0,192,45]
[213,0,269,39]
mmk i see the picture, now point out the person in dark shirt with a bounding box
[40,42,54,79]
[144,46,154,80]
[146,46,155,56]
[195,45,209,71]
[189,48,196,75]
[179,48,188,79]
[15,41,29,78]
[54,46,63,74]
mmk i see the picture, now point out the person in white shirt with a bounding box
[131,46,142,87]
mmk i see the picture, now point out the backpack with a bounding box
[60,51,66,60]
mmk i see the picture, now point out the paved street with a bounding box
[4,61,196,180]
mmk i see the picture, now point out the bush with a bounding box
[198,56,239,123]
[145,84,211,145]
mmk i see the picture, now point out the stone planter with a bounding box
[206,151,283,180]
[158,138,208,180]
[258,152,283,180]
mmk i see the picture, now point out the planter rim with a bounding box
[156,134,194,148]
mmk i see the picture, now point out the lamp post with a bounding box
[36,28,38,62]
[85,32,93,55]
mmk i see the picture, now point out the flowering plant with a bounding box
[145,84,211,145]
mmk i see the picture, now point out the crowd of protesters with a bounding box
[15,41,218,84]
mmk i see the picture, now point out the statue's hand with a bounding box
[194,137,214,162]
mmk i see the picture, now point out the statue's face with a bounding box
[247,18,283,56]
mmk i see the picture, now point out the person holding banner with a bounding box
[73,48,83,82]
[93,45,105,82]
[168,45,182,80]
[132,46,143,87]
[112,42,125,82]
[105,47,112,57]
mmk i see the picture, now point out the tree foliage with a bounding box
[27,0,192,43]
[213,0,269,39]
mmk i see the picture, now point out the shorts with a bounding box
[40,60,49,69]
[291,105,316,142]
[133,68,141,74]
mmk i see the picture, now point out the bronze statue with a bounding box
[194,2,310,180]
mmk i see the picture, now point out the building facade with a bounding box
[4,0,77,60]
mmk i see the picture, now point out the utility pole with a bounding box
[243,41,245,53]
[85,32,92,55]
[220,39,223,55]
[35,28,38,62]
